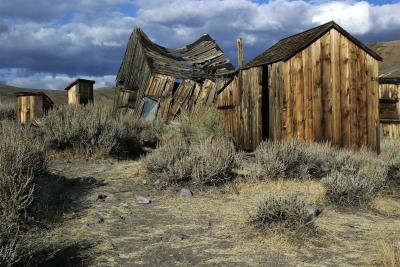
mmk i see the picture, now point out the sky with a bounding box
[0,0,400,89]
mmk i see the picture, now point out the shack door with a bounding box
[261,65,269,140]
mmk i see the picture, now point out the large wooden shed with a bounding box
[115,28,235,121]
[65,79,95,105]
[15,92,54,124]
[217,21,382,152]
[378,77,400,139]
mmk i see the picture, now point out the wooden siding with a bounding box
[17,96,44,124]
[379,83,400,139]
[379,83,400,120]
[381,122,400,140]
[136,73,225,122]
[217,76,241,144]
[67,82,94,105]
[218,28,380,152]
[274,29,380,152]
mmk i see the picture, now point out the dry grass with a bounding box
[0,101,16,121]
[372,238,400,267]
[32,157,400,266]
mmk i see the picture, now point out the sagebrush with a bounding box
[0,101,16,121]
[162,106,225,144]
[251,193,313,230]
[38,104,162,157]
[0,121,47,266]
[144,136,236,185]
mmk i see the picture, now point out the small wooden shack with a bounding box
[115,28,235,121]
[379,77,400,139]
[65,79,95,105]
[217,21,382,152]
[15,92,54,124]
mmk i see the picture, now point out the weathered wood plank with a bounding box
[311,39,322,141]
[321,32,332,142]
[339,33,351,148]
[331,29,341,145]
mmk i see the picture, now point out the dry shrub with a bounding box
[321,149,388,206]
[373,239,400,267]
[0,223,22,267]
[0,101,16,121]
[0,121,46,220]
[253,139,336,180]
[0,121,47,266]
[380,139,400,184]
[163,106,225,144]
[144,139,192,183]
[192,137,236,185]
[39,104,160,157]
[251,193,313,230]
[144,137,236,185]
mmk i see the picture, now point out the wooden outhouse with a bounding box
[115,28,235,121]
[15,92,54,124]
[65,79,95,105]
[378,77,400,139]
[217,21,382,152]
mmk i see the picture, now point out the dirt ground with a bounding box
[38,157,400,267]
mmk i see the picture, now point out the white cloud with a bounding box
[0,68,115,89]
[1,0,400,89]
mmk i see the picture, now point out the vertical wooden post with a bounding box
[237,38,244,68]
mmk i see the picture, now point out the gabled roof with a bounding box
[14,91,54,105]
[119,28,235,80]
[244,21,382,69]
[64,79,95,91]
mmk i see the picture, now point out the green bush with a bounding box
[0,101,16,121]
[251,193,313,230]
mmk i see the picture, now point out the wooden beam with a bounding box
[237,38,244,68]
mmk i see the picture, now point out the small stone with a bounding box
[136,196,152,204]
[341,230,356,238]
[82,223,92,229]
[180,188,193,197]
[96,194,107,202]
[95,214,105,224]
[305,204,323,220]
[154,179,161,186]
[142,180,147,185]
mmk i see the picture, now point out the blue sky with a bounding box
[0,0,399,89]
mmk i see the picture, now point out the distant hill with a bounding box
[0,84,115,106]
[369,40,400,77]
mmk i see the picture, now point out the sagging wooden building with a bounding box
[115,28,235,121]
[217,21,382,152]
[378,77,400,139]
[15,92,54,124]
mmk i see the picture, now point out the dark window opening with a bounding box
[262,65,269,140]
[172,78,182,97]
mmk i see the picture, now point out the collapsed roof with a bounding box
[244,21,382,69]
[116,28,235,90]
